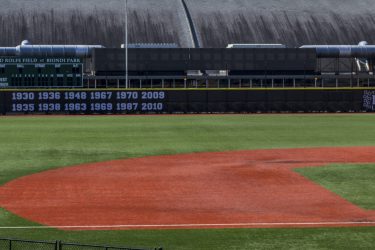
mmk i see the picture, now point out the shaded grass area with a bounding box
[295,164,375,210]
[1,114,375,249]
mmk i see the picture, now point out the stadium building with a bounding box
[0,0,375,114]
[0,41,375,89]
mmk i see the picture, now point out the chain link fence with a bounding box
[0,238,162,250]
[0,238,56,250]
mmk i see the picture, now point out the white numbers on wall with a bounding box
[12,92,35,101]
[141,91,165,100]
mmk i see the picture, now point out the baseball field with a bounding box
[0,114,375,249]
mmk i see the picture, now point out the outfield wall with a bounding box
[0,89,374,115]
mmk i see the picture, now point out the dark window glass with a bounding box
[57,77,64,86]
[67,77,73,86]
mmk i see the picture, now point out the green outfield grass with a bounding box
[1,114,375,249]
[295,164,375,210]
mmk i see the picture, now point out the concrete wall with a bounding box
[1,0,374,47]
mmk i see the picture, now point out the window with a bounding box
[73,67,80,74]
[67,77,73,86]
[57,77,64,86]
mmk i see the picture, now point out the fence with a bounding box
[0,238,162,250]
[1,88,374,115]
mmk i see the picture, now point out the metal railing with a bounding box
[0,238,162,250]
[82,74,375,89]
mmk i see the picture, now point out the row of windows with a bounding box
[10,77,82,87]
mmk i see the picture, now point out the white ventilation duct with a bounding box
[0,40,104,57]
[301,43,375,58]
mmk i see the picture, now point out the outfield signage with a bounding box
[0,89,372,115]
[0,58,82,64]
[0,77,8,87]
[363,90,375,111]
[1,90,167,114]
[0,57,83,88]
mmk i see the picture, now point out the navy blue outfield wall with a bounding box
[0,89,374,115]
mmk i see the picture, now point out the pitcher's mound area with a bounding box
[1,147,375,230]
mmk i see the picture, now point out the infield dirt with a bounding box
[1,147,375,230]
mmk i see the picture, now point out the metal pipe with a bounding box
[0,41,103,57]
[300,45,375,58]
[125,0,129,89]
[0,47,17,56]
[16,45,103,57]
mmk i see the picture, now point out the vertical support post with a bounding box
[125,0,129,89]
[293,78,296,88]
[162,79,165,88]
[351,58,354,88]
[55,240,60,250]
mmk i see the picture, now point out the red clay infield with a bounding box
[1,147,375,230]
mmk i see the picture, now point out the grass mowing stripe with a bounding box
[295,164,375,210]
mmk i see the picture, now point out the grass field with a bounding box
[1,114,375,249]
[296,164,375,210]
